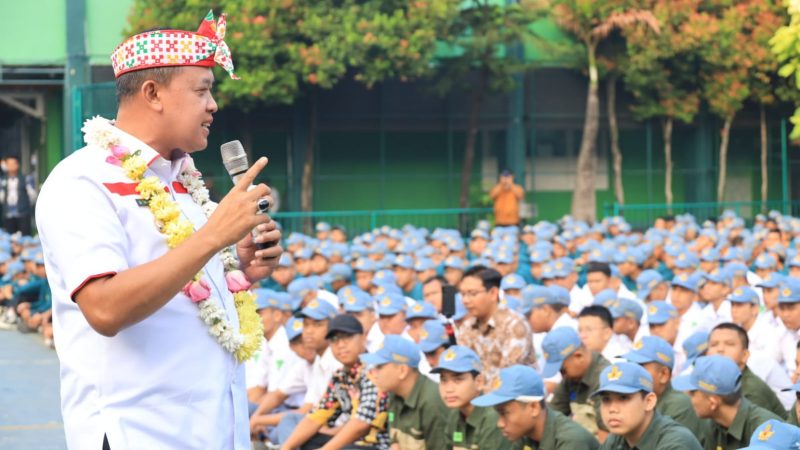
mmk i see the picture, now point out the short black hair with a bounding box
[545,303,566,314]
[586,262,611,278]
[462,266,502,291]
[710,322,749,349]
[423,275,448,286]
[578,305,613,329]
[721,390,742,406]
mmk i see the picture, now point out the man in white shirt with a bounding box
[698,268,732,329]
[609,298,649,353]
[728,286,784,365]
[577,304,626,363]
[36,13,283,449]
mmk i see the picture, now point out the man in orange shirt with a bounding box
[490,170,525,227]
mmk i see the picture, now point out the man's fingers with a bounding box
[235,157,269,191]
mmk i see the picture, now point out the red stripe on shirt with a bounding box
[70,271,117,302]
[102,182,187,196]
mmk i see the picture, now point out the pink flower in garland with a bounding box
[183,278,212,303]
[225,270,251,292]
[105,156,123,166]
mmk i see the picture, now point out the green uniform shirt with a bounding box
[787,402,799,426]
[657,383,705,438]
[701,398,781,450]
[600,412,702,450]
[387,373,450,450]
[740,367,786,418]
[444,405,512,450]
[511,408,599,450]
[550,352,610,432]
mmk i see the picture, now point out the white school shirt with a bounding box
[269,347,312,409]
[303,347,343,406]
[700,300,732,330]
[747,313,784,365]
[246,336,271,389]
[37,126,249,449]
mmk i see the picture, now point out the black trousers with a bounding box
[103,434,110,450]
[4,215,31,236]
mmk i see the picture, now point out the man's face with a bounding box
[393,267,414,288]
[258,308,282,337]
[370,363,402,393]
[529,305,555,333]
[689,390,714,418]
[271,266,295,286]
[469,238,487,256]
[578,316,612,353]
[355,271,374,291]
[780,302,800,331]
[586,272,611,296]
[4,158,19,174]
[649,283,669,301]
[640,362,669,396]
[444,268,464,287]
[422,279,443,312]
[731,303,758,328]
[649,318,679,345]
[310,255,329,275]
[295,258,312,276]
[670,286,695,311]
[561,349,588,381]
[378,312,407,335]
[763,287,779,311]
[329,332,365,366]
[439,371,480,409]
[302,318,329,353]
[707,328,748,367]
[494,401,538,441]
[157,67,218,153]
[459,276,497,322]
[600,392,652,437]
[424,346,445,370]
[700,280,727,302]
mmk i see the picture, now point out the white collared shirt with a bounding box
[269,345,311,409]
[748,313,784,365]
[700,300,732,329]
[303,347,343,406]
[37,126,249,449]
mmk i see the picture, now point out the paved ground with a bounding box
[0,329,66,450]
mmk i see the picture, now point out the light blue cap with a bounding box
[541,327,582,378]
[470,229,489,240]
[779,278,800,303]
[727,286,759,304]
[623,335,675,369]
[702,268,729,285]
[285,317,304,341]
[755,253,778,270]
[325,263,353,283]
[646,301,678,325]
[394,254,415,270]
[741,419,800,450]
[700,247,720,262]
[471,365,545,407]
[444,256,467,271]
[671,272,700,292]
[372,270,397,286]
[372,283,403,297]
[430,345,482,374]
[293,248,313,260]
[414,258,435,272]
[522,285,553,308]
[724,262,748,281]
[610,298,643,322]
[494,250,515,265]
[418,320,449,353]
[593,289,619,308]
[636,270,664,300]
[672,355,742,395]
[359,335,420,368]
[341,290,374,313]
[299,298,338,321]
[354,257,377,272]
[501,274,525,291]
[674,252,699,269]
[546,285,571,307]
[406,301,437,321]
[529,248,551,264]
[551,257,574,278]
[255,289,294,312]
[375,293,407,316]
[316,222,332,232]
[277,252,294,267]
[788,254,800,268]
[592,362,654,397]
[683,330,710,366]
[757,272,784,289]
[288,278,315,299]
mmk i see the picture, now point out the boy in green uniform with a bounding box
[622,335,704,436]
[673,355,782,450]
[472,364,599,449]
[429,345,511,450]
[706,322,787,417]
[593,362,702,449]
[361,335,449,450]
[542,326,610,439]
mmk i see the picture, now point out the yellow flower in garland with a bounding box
[233,290,264,362]
[150,193,181,224]
[162,217,194,248]
[136,176,164,200]
[123,155,148,180]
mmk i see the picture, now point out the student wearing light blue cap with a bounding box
[699,267,733,328]
[672,355,782,450]
[727,286,785,367]
[593,362,702,449]
[622,336,703,437]
[779,278,800,377]
[323,263,352,293]
[740,419,800,450]
[405,301,437,341]
[636,269,668,302]
[443,255,468,287]
[262,252,295,292]
[471,365,599,449]
[393,254,423,301]
[500,273,525,298]
[360,335,449,449]
[353,257,376,292]
[375,292,408,337]
[429,346,512,450]
[609,298,645,353]
[418,319,450,368]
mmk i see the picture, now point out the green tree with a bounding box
[431,0,546,209]
[551,0,659,221]
[622,0,702,208]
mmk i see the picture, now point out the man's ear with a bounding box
[644,392,658,412]
[141,80,164,112]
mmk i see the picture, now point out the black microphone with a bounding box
[220,140,272,251]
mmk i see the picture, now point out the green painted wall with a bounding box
[44,93,63,174]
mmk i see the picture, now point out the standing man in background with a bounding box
[490,170,524,228]
[0,154,37,235]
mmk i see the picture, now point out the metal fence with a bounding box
[605,200,800,229]
[272,207,493,236]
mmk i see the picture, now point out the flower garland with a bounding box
[82,116,263,362]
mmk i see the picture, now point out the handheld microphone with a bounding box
[220,140,272,251]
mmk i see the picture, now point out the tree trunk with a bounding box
[301,94,317,217]
[663,117,673,211]
[460,67,487,209]
[760,105,768,208]
[571,42,600,222]
[716,114,734,203]
[607,75,624,206]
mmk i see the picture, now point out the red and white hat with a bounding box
[111,10,239,79]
